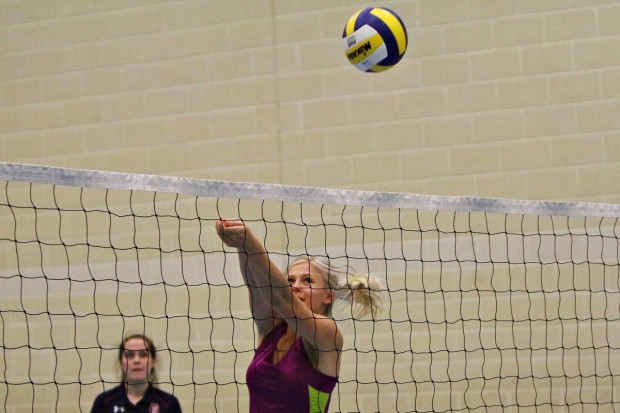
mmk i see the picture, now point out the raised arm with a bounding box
[215,219,275,336]
[215,220,341,354]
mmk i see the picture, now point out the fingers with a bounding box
[214,219,264,255]
[215,220,225,237]
[216,219,243,229]
[215,219,247,247]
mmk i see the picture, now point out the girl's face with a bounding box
[287,261,333,315]
[121,338,154,385]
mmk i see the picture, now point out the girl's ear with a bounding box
[149,356,157,370]
[323,290,335,305]
[148,360,157,381]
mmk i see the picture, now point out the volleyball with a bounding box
[342,7,408,73]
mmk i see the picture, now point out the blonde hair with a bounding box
[289,256,385,319]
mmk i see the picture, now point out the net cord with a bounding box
[1,162,619,218]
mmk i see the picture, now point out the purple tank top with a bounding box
[246,322,338,413]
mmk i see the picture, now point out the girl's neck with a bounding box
[272,326,297,363]
[125,381,149,404]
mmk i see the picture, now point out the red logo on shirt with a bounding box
[149,404,160,413]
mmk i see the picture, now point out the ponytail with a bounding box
[291,256,385,320]
[341,272,384,319]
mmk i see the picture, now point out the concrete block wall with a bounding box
[1,0,619,202]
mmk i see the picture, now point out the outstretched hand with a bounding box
[215,219,261,252]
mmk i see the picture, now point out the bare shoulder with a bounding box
[302,324,343,378]
[304,315,343,351]
[255,318,284,345]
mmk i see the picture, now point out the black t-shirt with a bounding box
[90,385,182,413]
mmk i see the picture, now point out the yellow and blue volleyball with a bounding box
[342,7,408,73]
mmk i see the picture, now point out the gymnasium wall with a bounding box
[1,0,619,202]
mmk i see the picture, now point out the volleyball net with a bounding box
[0,162,619,412]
